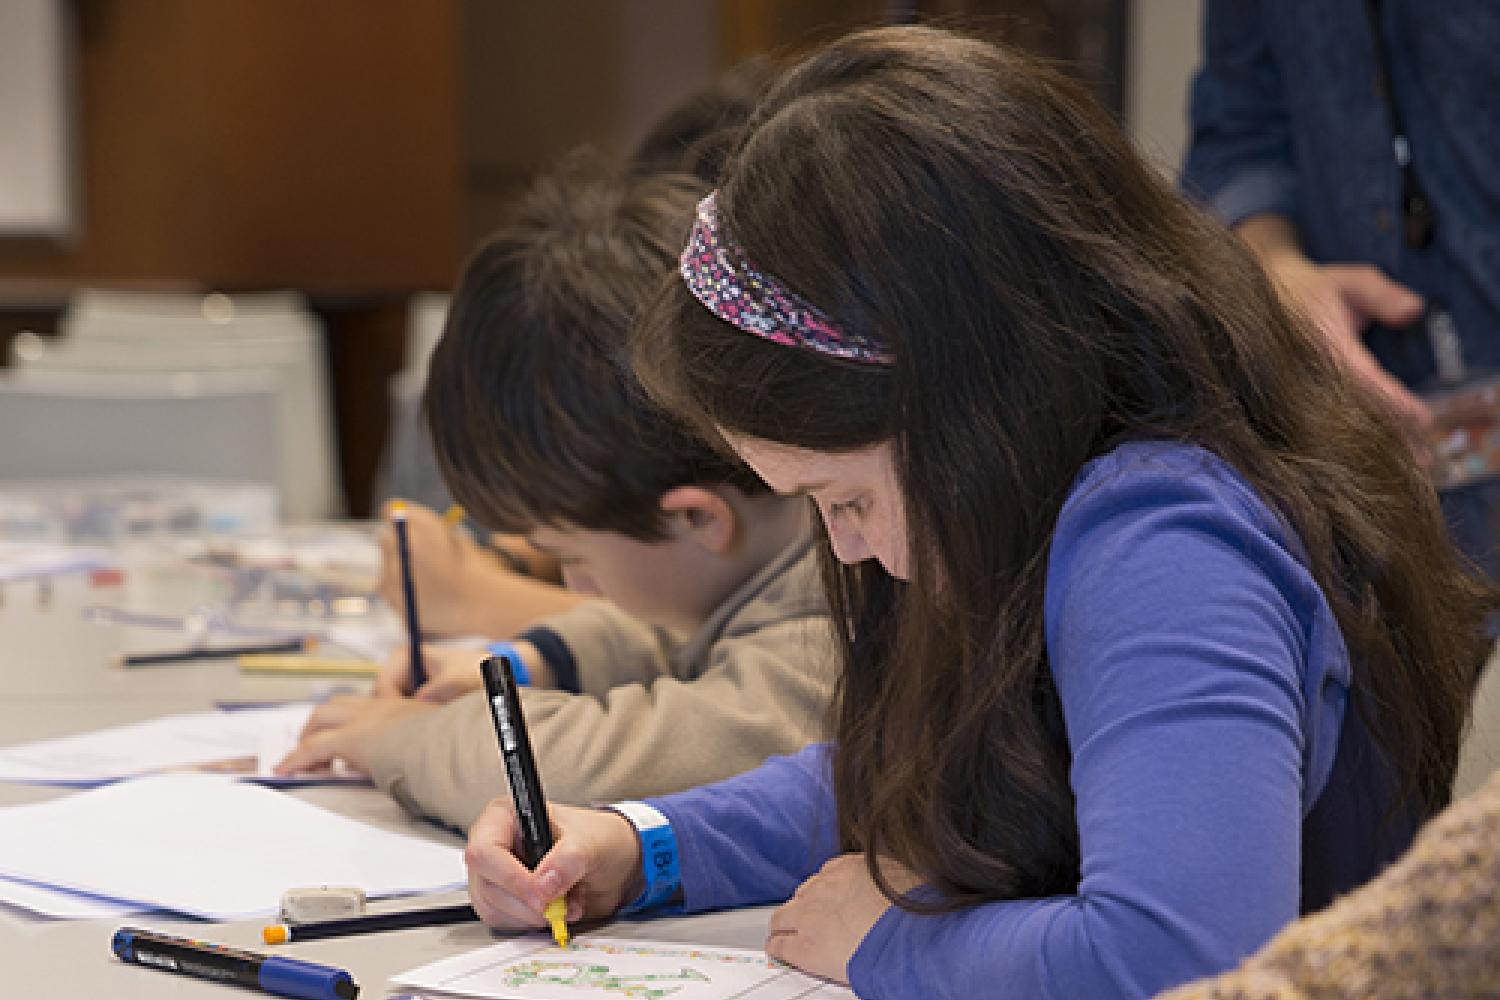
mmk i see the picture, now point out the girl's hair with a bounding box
[632,26,1494,909]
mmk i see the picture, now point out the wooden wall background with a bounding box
[0,0,1125,515]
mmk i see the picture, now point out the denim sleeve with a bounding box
[846,462,1310,1000]
[1181,0,1299,228]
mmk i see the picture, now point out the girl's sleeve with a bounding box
[848,462,1323,1000]
[648,744,841,912]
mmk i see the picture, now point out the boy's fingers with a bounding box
[299,696,353,736]
[273,732,334,776]
[372,671,406,698]
[417,672,476,703]
[415,680,452,703]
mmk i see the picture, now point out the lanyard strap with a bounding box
[1364,0,1434,249]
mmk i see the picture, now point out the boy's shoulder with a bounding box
[708,536,830,643]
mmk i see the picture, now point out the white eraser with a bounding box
[279,886,367,923]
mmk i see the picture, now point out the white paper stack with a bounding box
[0,704,353,787]
[0,773,466,919]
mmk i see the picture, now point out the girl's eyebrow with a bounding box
[783,479,833,497]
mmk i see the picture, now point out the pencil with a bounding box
[262,903,478,944]
[237,655,382,677]
[115,637,307,668]
[389,501,428,690]
[443,504,466,526]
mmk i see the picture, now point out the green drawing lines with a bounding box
[501,960,711,999]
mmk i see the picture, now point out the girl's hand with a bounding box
[466,800,644,929]
[766,854,916,985]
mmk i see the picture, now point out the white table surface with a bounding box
[0,562,773,997]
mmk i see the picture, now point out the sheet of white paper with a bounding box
[0,773,466,920]
[391,935,856,1000]
[0,704,357,786]
[322,613,488,665]
[0,874,144,919]
[0,540,113,582]
[325,616,405,662]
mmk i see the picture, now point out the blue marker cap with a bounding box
[260,957,359,1000]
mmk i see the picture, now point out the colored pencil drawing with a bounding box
[500,960,709,999]
[391,935,856,1000]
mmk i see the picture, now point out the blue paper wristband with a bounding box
[609,801,681,915]
[485,641,530,686]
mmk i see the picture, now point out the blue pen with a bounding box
[112,926,359,1000]
[388,501,428,691]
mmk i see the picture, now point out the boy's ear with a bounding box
[658,486,738,555]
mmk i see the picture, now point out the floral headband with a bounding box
[679,191,894,365]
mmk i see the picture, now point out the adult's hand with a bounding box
[1239,214,1432,434]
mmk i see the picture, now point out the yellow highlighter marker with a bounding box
[237,655,382,677]
[545,898,569,948]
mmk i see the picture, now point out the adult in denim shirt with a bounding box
[1182,0,1500,578]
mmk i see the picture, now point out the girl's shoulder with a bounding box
[1049,438,1331,642]
[1060,439,1280,542]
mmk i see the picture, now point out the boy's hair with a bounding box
[425,158,765,540]
[629,56,777,183]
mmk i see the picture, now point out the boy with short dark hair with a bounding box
[278,160,833,832]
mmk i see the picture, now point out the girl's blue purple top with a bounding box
[646,441,1418,999]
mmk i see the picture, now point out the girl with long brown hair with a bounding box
[463,25,1493,998]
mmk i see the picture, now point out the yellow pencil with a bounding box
[237,655,382,677]
[443,504,465,526]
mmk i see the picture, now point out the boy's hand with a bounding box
[375,644,488,701]
[273,694,435,776]
[376,502,587,639]
[376,502,493,638]
[376,641,554,701]
[766,854,917,985]
[466,800,644,929]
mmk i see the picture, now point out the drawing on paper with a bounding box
[390,934,858,1000]
[500,960,709,998]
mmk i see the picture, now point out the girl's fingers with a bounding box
[470,872,548,928]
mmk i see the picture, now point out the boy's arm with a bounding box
[518,600,678,696]
[365,613,836,831]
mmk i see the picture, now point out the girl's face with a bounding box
[724,434,910,580]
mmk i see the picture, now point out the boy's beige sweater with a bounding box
[365,538,835,831]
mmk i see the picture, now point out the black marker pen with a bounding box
[112,926,358,1000]
[480,648,569,947]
